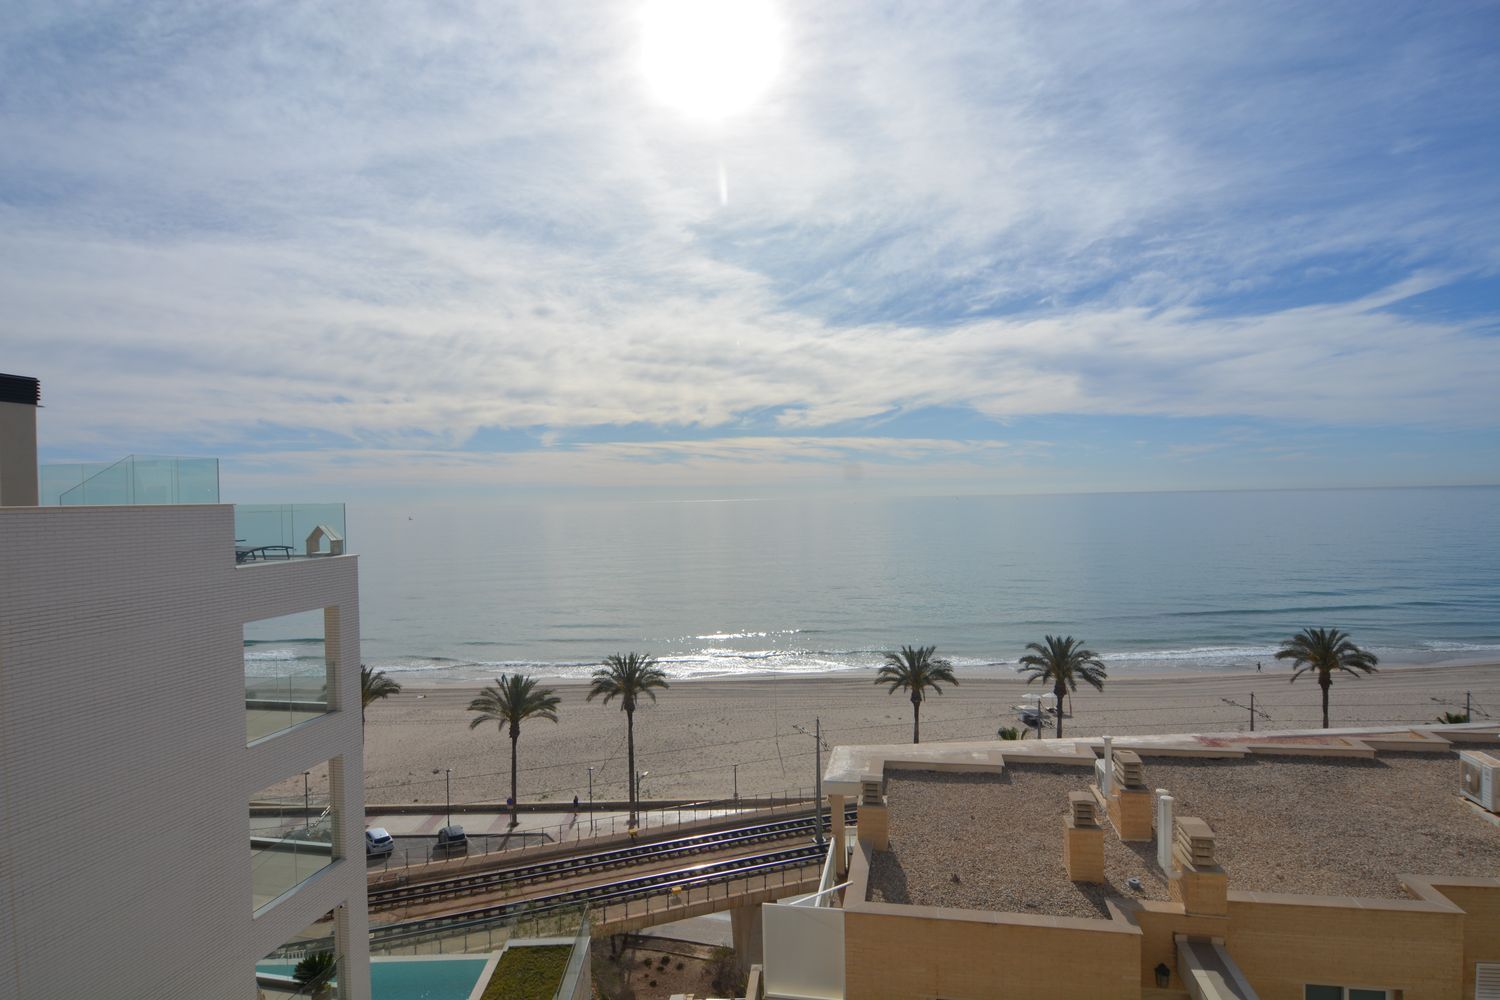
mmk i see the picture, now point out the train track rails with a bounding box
[369,806,855,911]
[368,842,826,948]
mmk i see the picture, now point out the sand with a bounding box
[358,661,1500,808]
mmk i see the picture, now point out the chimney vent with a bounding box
[1068,791,1098,827]
[1113,749,1145,789]
[1173,816,1216,869]
[860,776,883,807]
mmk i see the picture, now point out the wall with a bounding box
[843,902,1141,999]
[0,505,368,1000]
[763,901,845,999]
[0,398,37,505]
[1225,892,1465,1000]
[1416,878,1500,999]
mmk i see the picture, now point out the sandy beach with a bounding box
[359,661,1500,807]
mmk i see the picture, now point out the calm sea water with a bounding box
[246,487,1500,683]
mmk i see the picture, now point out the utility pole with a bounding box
[302,771,310,826]
[793,719,828,848]
[733,763,739,803]
[1250,693,1255,733]
[587,766,594,834]
[1467,691,1472,721]
[445,768,452,828]
[815,718,824,848]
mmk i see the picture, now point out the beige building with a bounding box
[763,725,1500,1000]
[0,375,370,1000]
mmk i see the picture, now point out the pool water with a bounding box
[257,957,490,1000]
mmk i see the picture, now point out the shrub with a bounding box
[481,945,571,1000]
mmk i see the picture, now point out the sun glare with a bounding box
[640,0,782,121]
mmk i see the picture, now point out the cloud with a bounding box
[3,0,1498,486]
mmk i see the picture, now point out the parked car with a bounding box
[365,827,394,859]
[435,824,468,855]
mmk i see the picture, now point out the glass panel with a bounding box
[246,610,331,743]
[1305,988,1343,1000]
[251,762,336,912]
[235,503,347,560]
[257,913,344,999]
[45,456,220,505]
[1348,991,1388,1000]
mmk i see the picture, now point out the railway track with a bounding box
[369,806,855,911]
[368,842,826,948]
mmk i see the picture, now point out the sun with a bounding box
[639,0,783,121]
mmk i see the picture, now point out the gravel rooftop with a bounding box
[865,747,1500,920]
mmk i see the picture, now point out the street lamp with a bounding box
[587,766,595,834]
[445,768,452,828]
[302,771,310,828]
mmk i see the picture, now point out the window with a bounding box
[1305,988,1391,1000]
[251,760,337,912]
[245,608,333,743]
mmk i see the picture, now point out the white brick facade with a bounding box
[0,504,370,1000]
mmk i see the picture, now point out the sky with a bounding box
[3,0,1499,502]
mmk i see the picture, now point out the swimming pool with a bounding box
[257,956,492,1000]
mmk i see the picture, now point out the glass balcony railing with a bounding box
[42,455,219,505]
[234,504,347,563]
[251,770,336,913]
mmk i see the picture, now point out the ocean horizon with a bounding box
[244,486,1500,683]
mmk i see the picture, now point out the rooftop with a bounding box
[863,738,1500,921]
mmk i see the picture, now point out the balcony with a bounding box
[235,504,347,564]
[41,454,219,505]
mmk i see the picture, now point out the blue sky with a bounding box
[3,0,1499,501]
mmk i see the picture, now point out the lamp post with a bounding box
[733,763,738,803]
[445,768,452,828]
[587,766,594,834]
[302,771,310,828]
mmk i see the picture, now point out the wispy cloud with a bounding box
[3,1,1498,492]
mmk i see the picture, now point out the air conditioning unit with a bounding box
[1459,750,1500,812]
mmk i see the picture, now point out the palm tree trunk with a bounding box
[912,693,921,744]
[1054,682,1066,739]
[509,724,520,827]
[626,708,637,825]
[1321,675,1331,729]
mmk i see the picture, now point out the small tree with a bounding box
[876,645,957,744]
[1436,711,1470,724]
[1275,627,1378,729]
[997,726,1020,741]
[293,951,336,999]
[360,665,402,727]
[1016,635,1106,739]
[468,674,562,826]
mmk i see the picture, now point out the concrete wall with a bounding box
[0,504,368,1000]
[0,398,38,506]
[1225,891,1465,1000]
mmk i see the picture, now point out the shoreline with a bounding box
[366,653,1500,688]
[358,660,1500,808]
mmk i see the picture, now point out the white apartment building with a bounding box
[0,374,371,1000]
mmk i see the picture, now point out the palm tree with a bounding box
[876,645,958,744]
[360,665,402,726]
[1016,635,1106,739]
[468,674,562,827]
[587,652,670,823]
[1275,627,1378,728]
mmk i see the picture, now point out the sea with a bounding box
[243,486,1500,684]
